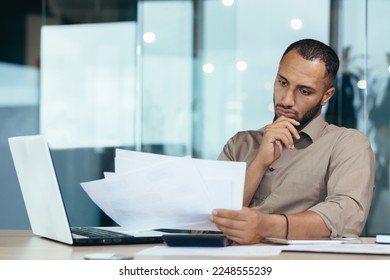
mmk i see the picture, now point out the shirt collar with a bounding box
[298,113,327,143]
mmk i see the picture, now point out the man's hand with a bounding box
[209,207,284,245]
[242,117,301,206]
[209,208,331,244]
[256,116,301,169]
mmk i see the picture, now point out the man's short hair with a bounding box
[281,39,340,85]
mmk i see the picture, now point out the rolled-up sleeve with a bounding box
[309,130,376,238]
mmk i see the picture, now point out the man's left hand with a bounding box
[209,207,266,245]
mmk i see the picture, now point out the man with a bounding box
[209,39,375,245]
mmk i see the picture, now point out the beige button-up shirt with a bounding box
[218,114,375,238]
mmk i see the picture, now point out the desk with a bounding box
[1,230,389,260]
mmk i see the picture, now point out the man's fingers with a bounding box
[275,140,283,155]
[210,214,248,240]
[210,208,263,245]
[210,209,249,230]
[274,115,300,126]
[272,117,300,140]
[211,209,245,220]
[266,128,295,149]
[218,228,247,243]
[265,118,301,148]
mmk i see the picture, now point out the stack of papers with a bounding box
[80,149,246,232]
[281,243,390,255]
[263,237,360,245]
[136,245,282,258]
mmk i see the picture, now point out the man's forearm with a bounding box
[278,211,330,239]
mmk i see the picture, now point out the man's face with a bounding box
[273,49,335,130]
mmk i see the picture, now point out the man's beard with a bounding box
[273,99,322,131]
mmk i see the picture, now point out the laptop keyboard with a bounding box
[71,227,132,238]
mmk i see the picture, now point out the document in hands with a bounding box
[80,149,246,233]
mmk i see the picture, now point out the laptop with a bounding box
[8,135,163,246]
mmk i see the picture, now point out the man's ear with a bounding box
[321,87,335,106]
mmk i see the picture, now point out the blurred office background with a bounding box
[0,0,389,236]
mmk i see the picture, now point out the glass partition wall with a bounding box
[361,0,390,236]
[1,0,389,236]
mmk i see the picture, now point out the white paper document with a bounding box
[81,149,246,232]
[281,243,390,255]
[136,245,282,258]
[264,237,359,245]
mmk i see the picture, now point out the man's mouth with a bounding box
[276,106,297,119]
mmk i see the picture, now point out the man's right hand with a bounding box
[242,116,301,206]
[255,116,301,169]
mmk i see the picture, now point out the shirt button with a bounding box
[269,167,274,172]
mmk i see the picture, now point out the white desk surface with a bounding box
[1,230,389,260]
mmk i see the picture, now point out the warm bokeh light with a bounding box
[236,61,248,71]
[221,0,235,7]
[290,18,303,30]
[143,32,156,43]
[357,80,367,89]
[203,63,214,74]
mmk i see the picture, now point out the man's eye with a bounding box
[279,79,287,86]
[300,88,311,95]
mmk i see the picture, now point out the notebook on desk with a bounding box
[8,135,163,246]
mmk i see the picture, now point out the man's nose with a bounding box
[281,89,295,107]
